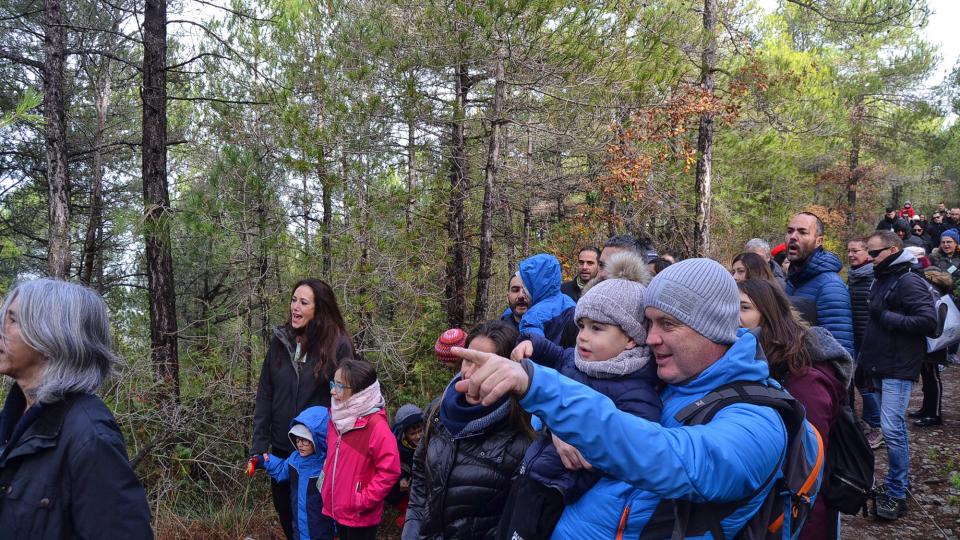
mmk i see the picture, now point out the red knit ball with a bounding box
[435,328,467,366]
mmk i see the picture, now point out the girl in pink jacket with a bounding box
[322,359,400,540]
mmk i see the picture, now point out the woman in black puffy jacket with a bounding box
[402,321,535,540]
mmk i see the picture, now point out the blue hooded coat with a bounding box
[517,330,790,539]
[263,407,334,540]
[785,248,855,355]
[518,254,576,344]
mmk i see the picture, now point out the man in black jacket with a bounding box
[875,208,899,231]
[846,237,881,445]
[859,230,938,521]
[560,246,600,302]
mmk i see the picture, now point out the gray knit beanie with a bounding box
[575,278,647,344]
[644,258,739,344]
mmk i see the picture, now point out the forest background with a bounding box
[2,0,960,535]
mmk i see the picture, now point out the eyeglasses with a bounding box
[913,228,923,233]
[867,246,892,258]
[329,380,350,392]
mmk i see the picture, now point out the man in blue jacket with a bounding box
[453,258,790,538]
[785,212,855,355]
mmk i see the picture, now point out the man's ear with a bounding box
[624,338,637,350]
[815,235,824,248]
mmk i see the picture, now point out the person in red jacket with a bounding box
[322,359,400,540]
[738,279,853,539]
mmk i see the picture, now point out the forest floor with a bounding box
[164,365,960,540]
[840,362,960,540]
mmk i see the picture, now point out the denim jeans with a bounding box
[877,378,913,499]
[860,390,881,428]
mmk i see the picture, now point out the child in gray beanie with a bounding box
[497,278,663,540]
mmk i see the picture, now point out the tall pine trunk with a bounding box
[143,0,179,397]
[473,42,506,323]
[693,0,717,257]
[81,64,111,287]
[444,57,471,328]
[847,96,864,226]
[44,0,71,279]
[406,118,416,231]
[320,159,332,277]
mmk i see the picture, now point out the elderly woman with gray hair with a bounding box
[0,278,152,538]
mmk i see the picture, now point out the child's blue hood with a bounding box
[287,406,330,455]
[519,253,563,304]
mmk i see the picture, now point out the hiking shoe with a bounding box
[867,428,884,449]
[875,494,907,520]
[913,416,942,427]
[907,410,924,419]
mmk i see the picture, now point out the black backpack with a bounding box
[819,404,875,515]
[639,381,824,540]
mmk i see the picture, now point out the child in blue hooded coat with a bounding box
[516,253,576,345]
[497,277,662,540]
[258,406,335,540]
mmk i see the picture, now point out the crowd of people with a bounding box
[0,202,956,539]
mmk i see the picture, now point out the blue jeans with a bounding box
[860,391,881,428]
[877,378,913,499]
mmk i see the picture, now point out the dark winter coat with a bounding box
[560,280,582,302]
[402,379,532,540]
[786,248,855,355]
[875,216,898,231]
[252,326,353,455]
[519,334,661,503]
[847,262,875,353]
[859,250,938,381]
[929,248,960,291]
[904,233,933,253]
[0,386,152,539]
[499,308,520,331]
[770,259,787,290]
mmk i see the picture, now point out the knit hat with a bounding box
[942,229,959,244]
[435,328,467,367]
[644,258,740,344]
[288,423,313,445]
[393,403,424,432]
[575,278,647,343]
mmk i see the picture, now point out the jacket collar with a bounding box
[788,248,842,285]
[874,249,915,277]
[0,389,80,466]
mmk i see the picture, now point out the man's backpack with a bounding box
[819,404,875,515]
[642,381,824,540]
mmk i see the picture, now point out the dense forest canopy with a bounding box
[1,0,958,532]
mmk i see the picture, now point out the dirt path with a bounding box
[841,362,960,540]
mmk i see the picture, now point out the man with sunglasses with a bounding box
[858,230,938,521]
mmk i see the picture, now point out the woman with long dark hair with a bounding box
[730,252,774,283]
[737,279,853,539]
[403,321,535,540]
[252,278,354,539]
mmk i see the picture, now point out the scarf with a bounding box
[438,376,510,438]
[574,344,652,379]
[848,262,874,281]
[331,380,385,433]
